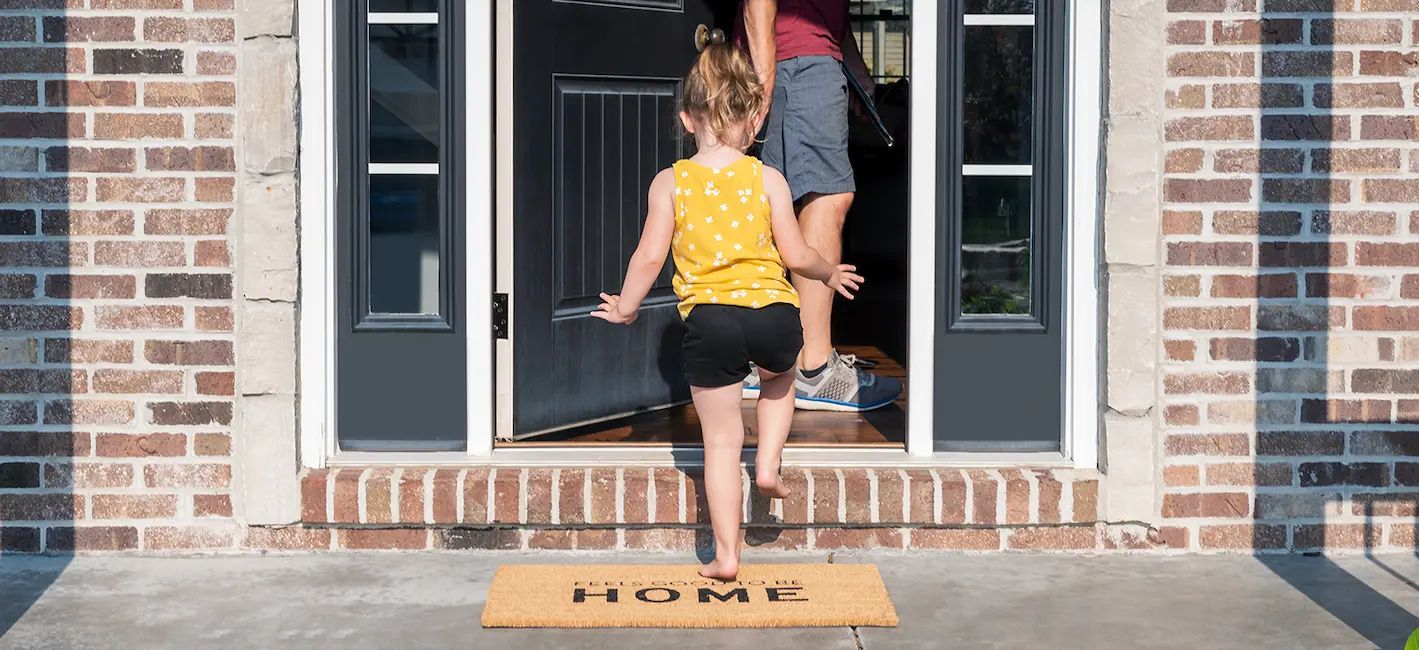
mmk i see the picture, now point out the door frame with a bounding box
[295,0,1101,469]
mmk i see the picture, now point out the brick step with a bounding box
[302,467,1103,528]
[287,466,1173,551]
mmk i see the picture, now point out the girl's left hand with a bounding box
[590,292,638,325]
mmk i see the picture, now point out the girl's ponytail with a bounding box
[682,28,763,149]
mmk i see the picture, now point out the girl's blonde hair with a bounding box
[682,28,764,149]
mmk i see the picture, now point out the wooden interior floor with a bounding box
[500,345,906,448]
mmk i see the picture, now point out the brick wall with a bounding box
[1161,0,1419,551]
[0,0,237,552]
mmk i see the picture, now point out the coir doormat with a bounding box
[480,564,898,628]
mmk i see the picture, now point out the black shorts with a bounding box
[682,304,803,389]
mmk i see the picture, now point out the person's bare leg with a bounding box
[791,191,854,370]
[693,383,746,580]
[753,368,794,497]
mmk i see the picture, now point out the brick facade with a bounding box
[0,0,238,552]
[2,0,1417,554]
[1161,0,1419,551]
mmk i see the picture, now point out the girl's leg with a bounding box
[753,368,794,498]
[692,382,746,580]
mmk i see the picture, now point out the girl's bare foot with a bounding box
[699,557,739,581]
[755,475,791,499]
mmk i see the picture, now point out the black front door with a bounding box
[935,0,1068,451]
[336,0,466,451]
[510,1,725,437]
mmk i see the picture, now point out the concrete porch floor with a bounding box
[3,552,1419,649]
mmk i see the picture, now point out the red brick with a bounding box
[1213,83,1303,109]
[47,526,137,552]
[42,210,134,236]
[1036,471,1062,524]
[461,468,489,524]
[194,240,230,267]
[1209,337,1300,362]
[1165,116,1254,142]
[44,465,126,491]
[92,494,176,519]
[301,470,328,523]
[491,468,521,524]
[622,468,649,525]
[92,369,182,394]
[1365,180,1419,203]
[144,340,232,365]
[94,241,185,267]
[1166,0,1257,10]
[337,529,426,551]
[195,113,233,139]
[435,529,521,550]
[1351,494,1419,517]
[625,528,695,551]
[1164,276,1201,298]
[196,51,235,75]
[1305,273,1389,299]
[3,528,41,553]
[1167,20,1206,45]
[528,529,575,550]
[194,433,229,457]
[1167,433,1251,457]
[1213,210,1301,236]
[813,528,902,550]
[1354,307,1419,331]
[44,399,132,425]
[589,468,616,524]
[364,468,393,524]
[1007,526,1096,550]
[1167,52,1255,77]
[575,529,617,550]
[811,469,840,524]
[909,529,1000,551]
[244,527,331,551]
[1214,18,1302,45]
[877,470,904,524]
[1164,372,1250,395]
[1164,465,1200,487]
[1165,405,1199,426]
[779,467,808,524]
[332,469,360,523]
[95,433,185,458]
[398,469,426,525]
[1167,85,1206,109]
[196,371,234,396]
[144,81,235,107]
[144,463,229,489]
[1165,307,1251,331]
[0,493,83,520]
[1164,340,1196,361]
[941,472,967,525]
[43,16,134,42]
[145,146,234,172]
[905,469,934,524]
[97,177,184,204]
[1356,242,1419,267]
[1262,51,1353,78]
[842,469,871,524]
[526,468,553,525]
[1198,526,1286,550]
[1312,19,1404,45]
[653,468,680,524]
[95,113,182,139]
[45,274,135,300]
[144,17,234,43]
[45,80,134,107]
[196,306,233,332]
[1214,148,1305,174]
[195,177,234,202]
[145,208,230,235]
[1165,148,1204,173]
[969,470,998,525]
[1302,399,1393,424]
[1211,274,1297,299]
[1296,524,1368,550]
[430,469,458,523]
[1003,470,1030,525]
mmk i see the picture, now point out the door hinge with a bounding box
[493,293,508,339]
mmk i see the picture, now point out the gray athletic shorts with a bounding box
[759,55,855,202]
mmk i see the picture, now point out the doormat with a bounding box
[481,564,898,628]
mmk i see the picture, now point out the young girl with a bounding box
[591,30,862,580]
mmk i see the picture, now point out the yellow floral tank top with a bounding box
[670,156,798,320]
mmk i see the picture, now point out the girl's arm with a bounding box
[762,167,863,299]
[592,168,676,324]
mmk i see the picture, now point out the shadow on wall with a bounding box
[1246,1,1419,647]
[0,4,83,634]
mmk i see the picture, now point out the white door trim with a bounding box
[297,0,335,469]
[904,0,938,457]
[1066,0,1103,470]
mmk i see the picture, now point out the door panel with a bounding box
[934,0,1066,451]
[511,1,721,437]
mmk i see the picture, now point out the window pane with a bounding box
[370,0,437,11]
[963,0,1033,13]
[370,174,440,315]
[961,176,1031,316]
[963,26,1033,165]
[369,24,439,163]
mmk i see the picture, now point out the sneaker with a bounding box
[794,350,902,412]
[742,365,762,400]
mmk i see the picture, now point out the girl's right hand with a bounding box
[827,264,863,300]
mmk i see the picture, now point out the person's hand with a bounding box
[826,264,863,300]
[849,75,876,119]
[590,292,638,325]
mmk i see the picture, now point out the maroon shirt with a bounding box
[733,0,849,63]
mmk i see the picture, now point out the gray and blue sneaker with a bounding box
[742,365,762,399]
[793,350,902,412]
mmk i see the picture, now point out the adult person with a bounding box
[735,0,902,412]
